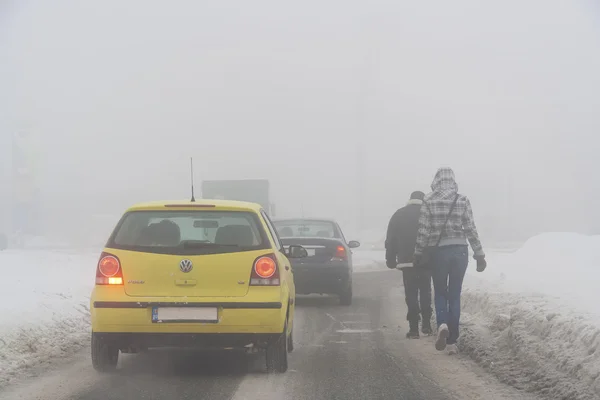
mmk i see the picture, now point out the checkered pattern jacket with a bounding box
[414,168,484,257]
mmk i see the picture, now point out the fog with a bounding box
[1,0,599,246]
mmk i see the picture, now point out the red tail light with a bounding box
[333,245,347,261]
[95,252,124,285]
[250,255,280,286]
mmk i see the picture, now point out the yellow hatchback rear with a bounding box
[90,200,306,373]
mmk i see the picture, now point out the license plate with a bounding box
[306,249,316,256]
[152,307,218,323]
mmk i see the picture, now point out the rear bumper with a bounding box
[91,300,287,335]
[91,286,290,335]
[292,265,351,294]
[93,332,281,351]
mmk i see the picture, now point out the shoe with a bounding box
[406,330,420,339]
[406,319,420,339]
[446,344,458,355]
[435,324,449,351]
[421,318,433,336]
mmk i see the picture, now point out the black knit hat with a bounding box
[410,191,425,200]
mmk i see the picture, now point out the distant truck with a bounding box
[201,179,276,216]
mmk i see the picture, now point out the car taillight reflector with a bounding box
[251,277,280,285]
[96,253,124,285]
[250,255,280,286]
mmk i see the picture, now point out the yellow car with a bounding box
[90,200,307,373]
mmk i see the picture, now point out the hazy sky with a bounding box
[1,0,599,242]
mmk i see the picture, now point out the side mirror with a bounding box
[348,240,361,249]
[286,244,308,259]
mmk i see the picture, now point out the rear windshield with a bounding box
[273,220,340,239]
[107,211,268,255]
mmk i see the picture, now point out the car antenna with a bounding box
[190,157,196,202]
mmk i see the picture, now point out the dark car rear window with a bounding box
[107,210,269,255]
[273,220,341,239]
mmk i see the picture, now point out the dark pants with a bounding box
[401,267,432,323]
[430,245,469,345]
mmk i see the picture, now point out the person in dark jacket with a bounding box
[414,167,486,355]
[385,191,433,339]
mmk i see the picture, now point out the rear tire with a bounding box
[91,333,119,372]
[287,327,294,353]
[339,285,352,306]
[266,321,288,373]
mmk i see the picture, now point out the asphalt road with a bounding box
[2,270,540,400]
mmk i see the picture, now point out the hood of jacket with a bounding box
[430,167,458,195]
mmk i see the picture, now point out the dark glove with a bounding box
[475,255,487,272]
[413,254,423,268]
[386,259,397,269]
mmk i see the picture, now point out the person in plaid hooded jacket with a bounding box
[413,167,487,355]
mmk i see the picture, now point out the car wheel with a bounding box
[91,333,119,372]
[339,285,352,306]
[266,321,288,373]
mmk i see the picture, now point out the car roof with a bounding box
[126,199,263,213]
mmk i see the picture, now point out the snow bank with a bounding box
[0,250,97,387]
[460,232,600,400]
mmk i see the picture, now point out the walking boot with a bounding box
[406,320,420,339]
[421,316,433,336]
[435,324,449,351]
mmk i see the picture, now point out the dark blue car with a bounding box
[273,219,360,305]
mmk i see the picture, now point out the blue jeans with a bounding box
[430,245,469,345]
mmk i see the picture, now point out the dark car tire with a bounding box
[287,326,294,353]
[266,321,288,373]
[339,285,353,306]
[91,333,119,372]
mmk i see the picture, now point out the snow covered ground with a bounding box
[460,233,600,400]
[1,233,599,398]
[0,249,98,387]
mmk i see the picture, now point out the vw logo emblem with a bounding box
[179,259,193,273]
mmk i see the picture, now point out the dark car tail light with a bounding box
[331,245,347,261]
[95,252,124,285]
[250,255,280,286]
